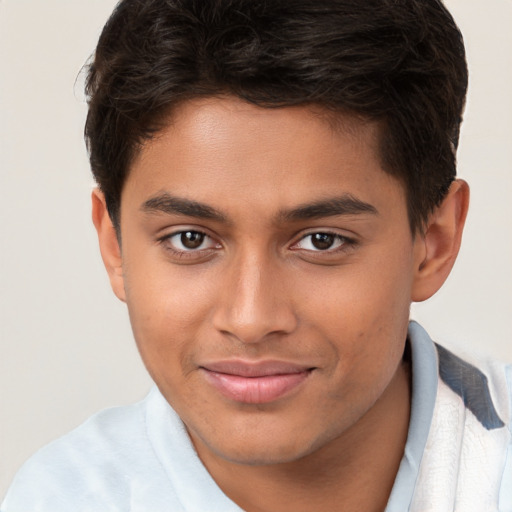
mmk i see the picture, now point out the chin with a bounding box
[216,446,307,467]
[196,427,326,467]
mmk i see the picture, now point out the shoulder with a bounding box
[1,389,175,511]
[410,331,512,511]
[408,321,511,429]
[434,342,512,430]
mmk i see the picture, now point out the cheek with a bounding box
[297,244,413,374]
[122,258,217,361]
[298,253,412,336]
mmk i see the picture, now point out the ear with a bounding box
[91,189,126,302]
[411,179,470,302]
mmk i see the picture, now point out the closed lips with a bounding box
[200,361,314,404]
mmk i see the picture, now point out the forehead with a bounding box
[154,96,382,162]
[124,96,405,221]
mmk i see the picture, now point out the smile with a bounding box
[200,361,314,404]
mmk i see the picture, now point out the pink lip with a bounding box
[200,360,314,404]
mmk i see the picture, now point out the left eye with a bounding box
[294,232,347,251]
[165,230,218,251]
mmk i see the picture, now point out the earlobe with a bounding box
[411,179,470,302]
[91,189,126,302]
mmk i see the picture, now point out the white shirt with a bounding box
[2,322,511,511]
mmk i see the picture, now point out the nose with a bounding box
[212,249,298,344]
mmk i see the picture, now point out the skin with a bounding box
[93,96,469,511]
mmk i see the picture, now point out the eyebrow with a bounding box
[141,193,227,222]
[280,195,378,221]
[141,192,378,223]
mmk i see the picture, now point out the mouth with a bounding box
[199,360,315,404]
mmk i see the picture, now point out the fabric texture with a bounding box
[2,322,511,511]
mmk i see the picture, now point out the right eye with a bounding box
[162,230,220,253]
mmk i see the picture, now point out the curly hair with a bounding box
[85,0,468,233]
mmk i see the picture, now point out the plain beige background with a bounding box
[1,0,511,499]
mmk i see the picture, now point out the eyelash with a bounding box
[157,229,357,260]
[158,230,220,260]
[291,231,357,254]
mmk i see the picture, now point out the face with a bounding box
[115,96,423,465]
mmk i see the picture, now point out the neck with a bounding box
[195,359,411,512]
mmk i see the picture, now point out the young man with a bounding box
[2,0,511,511]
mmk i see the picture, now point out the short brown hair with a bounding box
[85,0,468,233]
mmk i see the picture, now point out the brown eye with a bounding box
[310,233,335,250]
[181,231,205,249]
[292,232,352,253]
[163,230,219,253]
